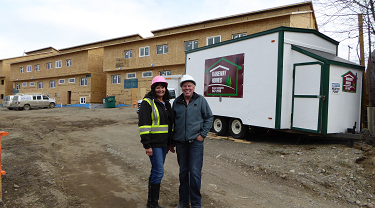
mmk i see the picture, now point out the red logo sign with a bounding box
[342,71,357,93]
[204,54,244,97]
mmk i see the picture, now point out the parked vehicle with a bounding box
[136,75,182,114]
[2,95,14,110]
[185,26,364,139]
[11,94,56,110]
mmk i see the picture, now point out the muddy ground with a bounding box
[0,106,374,208]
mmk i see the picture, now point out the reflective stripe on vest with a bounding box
[139,98,169,135]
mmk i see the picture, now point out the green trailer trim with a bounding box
[275,31,284,129]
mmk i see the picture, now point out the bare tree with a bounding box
[313,0,374,65]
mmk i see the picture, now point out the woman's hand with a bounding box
[146,148,153,156]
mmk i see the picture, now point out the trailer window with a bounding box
[169,90,176,99]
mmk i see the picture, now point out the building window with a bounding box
[142,71,152,78]
[80,97,86,104]
[59,79,65,84]
[160,71,172,76]
[35,64,40,71]
[30,82,35,86]
[124,79,138,89]
[157,45,168,54]
[68,78,75,83]
[15,84,20,90]
[50,81,56,88]
[139,46,149,57]
[22,82,27,87]
[80,78,87,86]
[185,40,198,51]
[20,67,24,73]
[207,35,221,45]
[232,33,247,39]
[26,65,32,72]
[56,60,62,68]
[112,75,121,84]
[47,62,52,69]
[125,50,132,59]
[1,80,4,85]
[127,73,136,79]
[66,59,72,67]
[38,82,43,89]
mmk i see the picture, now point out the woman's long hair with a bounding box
[148,82,170,102]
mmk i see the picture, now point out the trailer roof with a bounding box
[292,45,365,70]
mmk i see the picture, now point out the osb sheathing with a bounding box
[0,51,60,102]
[106,65,185,105]
[152,3,314,36]
[10,48,106,104]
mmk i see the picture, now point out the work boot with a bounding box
[147,183,164,208]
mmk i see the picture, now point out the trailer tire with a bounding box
[212,116,228,136]
[229,118,248,139]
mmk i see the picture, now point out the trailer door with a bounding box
[291,63,324,133]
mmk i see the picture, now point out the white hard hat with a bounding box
[180,74,196,87]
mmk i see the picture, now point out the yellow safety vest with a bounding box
[139,98,169,135]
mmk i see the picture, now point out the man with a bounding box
[170,74,214,208]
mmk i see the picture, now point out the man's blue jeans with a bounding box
[176,140,204,208]
[149,147,168,184]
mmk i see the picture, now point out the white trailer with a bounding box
[185,26,365,138]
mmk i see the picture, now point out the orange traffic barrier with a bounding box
[0,132,8,176]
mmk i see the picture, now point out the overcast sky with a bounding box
[0,0,357,63]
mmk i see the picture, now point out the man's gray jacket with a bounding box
[172,92,214,142]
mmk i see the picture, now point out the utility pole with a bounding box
[358,14,367,129]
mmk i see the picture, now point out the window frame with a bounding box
[59,79,65,84]
[47,62,53,69]
[112,75,121,84]
[15,84,20,90]
[50,80,56,88]
[157,45,168,54]
[26,65,32,72]
[29,82,35,86]
[55,60,62,68]
[232,33,247,39]
[80,78,87,86]
[68,78,75,83]
[142,71,153,78]
[22,82,27,87]
[80,97,86,104]
[160,71,172,76]
[206,35,221,45]
[66,59,72,67]
[184,40,198,51]
[20,67,24,73]
[127,72,136,79]
[125,50,133,59]
[139,46,150,57]
[35,64,40,71]
[37,82,43,89]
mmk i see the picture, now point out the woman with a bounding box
[138,76,174,208]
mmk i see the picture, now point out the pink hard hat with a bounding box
[151,76,168,88]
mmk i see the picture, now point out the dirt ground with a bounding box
[0,106,374,208]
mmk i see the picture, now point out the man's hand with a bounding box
[197,135,204,141]
[168,145,175,153]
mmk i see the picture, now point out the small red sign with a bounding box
[204,53,244,98]
[342,71,357,93]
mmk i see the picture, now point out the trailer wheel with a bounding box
[229,118,248,139]
[212,116,228,136]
